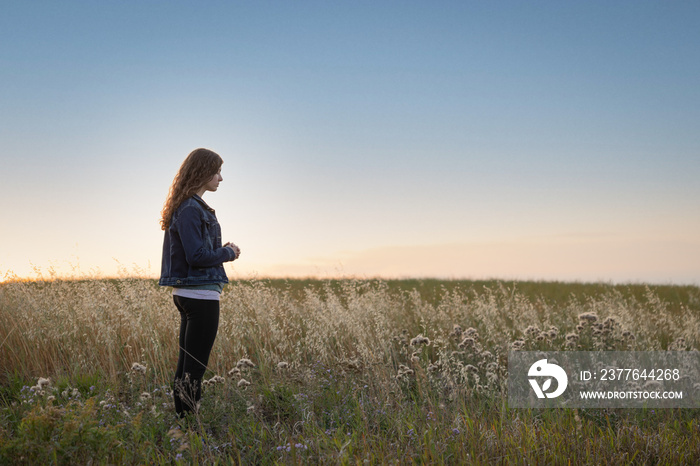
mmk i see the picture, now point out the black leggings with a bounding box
[172,295,220,416]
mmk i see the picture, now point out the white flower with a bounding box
[130,362,147,374]
[37,377,51,388]
[237,378,251,388]
[410,335,431,346]
[236,358,256,369]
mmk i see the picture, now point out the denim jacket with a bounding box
[159,195,236,287]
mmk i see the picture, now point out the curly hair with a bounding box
[160,148,223,230]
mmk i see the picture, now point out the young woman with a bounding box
[159,148,241,417]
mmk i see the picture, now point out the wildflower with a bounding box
[452,428,460,435]
[37,377,51,388]
[458,337,475,349]
[410,334,430,346]
[236,358,256,369]
[602,317,617,329]
[237,378,251,388]
[131,362,147,374]
[525,325,540,338]
[208,375,225,385]
[464,327,479,338]
[397,364,414,379]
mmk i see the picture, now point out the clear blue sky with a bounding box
[2,1,699,283]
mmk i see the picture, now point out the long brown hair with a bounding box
[160,148,223,230]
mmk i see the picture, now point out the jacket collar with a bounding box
[192,194,215,213]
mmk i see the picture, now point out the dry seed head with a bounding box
[140,392,151,401]
[209,375,225,385]
[168,428,186,440]
[397,364,414,376]
[464,327,479,338]
[130,362,147,374]
[236,358,256,369]
[458,337,475,349]
[277,362,289,370]
[603,317,617,329]
[228,367,241,378]
[410,335,431,346]
[237,378,251,388]
[37,377,51,388]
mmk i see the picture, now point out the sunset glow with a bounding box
[1,1,699,284]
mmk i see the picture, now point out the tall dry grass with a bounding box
[1,277,700,463]
[2,277,698,388]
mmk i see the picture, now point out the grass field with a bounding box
[1,277,699,464]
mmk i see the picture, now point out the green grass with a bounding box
[1,278,699,464]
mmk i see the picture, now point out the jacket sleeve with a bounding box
[175,205,236,267]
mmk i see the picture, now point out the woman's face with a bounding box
[203,167,223,192]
